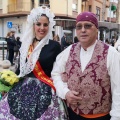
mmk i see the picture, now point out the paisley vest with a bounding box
[62,40,112,115]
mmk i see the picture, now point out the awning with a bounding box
[0,12,29,18]
[98,21,120,32]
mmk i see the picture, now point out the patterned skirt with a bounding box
[0,77,68,120]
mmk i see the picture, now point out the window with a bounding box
[72,3,77,11]
[39,0,50,7]
[72,0,78,11]
[89,5,92,12]
[39,0,49,5]
[16,0,23,10]
[31,0,35,9]
[96,7,100,21]
[0,0,2,9]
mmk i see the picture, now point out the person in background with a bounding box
[53,34,60,44]
[105,38,111,45]
[6,31,16,66]
[52,11,120,120]
[114,36,120,52]
[14,36,21,60]
[111,36,116,47]
[74,36,79,43]
[61,33,68,50]
[0,6,67,120]
[5,31,11,59]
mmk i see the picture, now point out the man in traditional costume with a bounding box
[52,12,120,120]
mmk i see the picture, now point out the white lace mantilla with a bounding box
[18,6,55,77]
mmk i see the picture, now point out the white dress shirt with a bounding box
[51,41,120,120]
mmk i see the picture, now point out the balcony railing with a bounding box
[82,0,88,1]
[8,2,31,13]
[39,4,50,8]
[107,17,117,23]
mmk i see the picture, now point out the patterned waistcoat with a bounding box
[62,40,112,115]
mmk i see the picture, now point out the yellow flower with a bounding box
[0,70,19,86]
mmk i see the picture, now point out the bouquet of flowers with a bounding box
[0,70,19,100]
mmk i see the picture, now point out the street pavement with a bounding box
[0,48,19,72]
[0,59,18,72]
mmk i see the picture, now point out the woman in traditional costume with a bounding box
[0,6,67,120]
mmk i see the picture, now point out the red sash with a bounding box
[28,45,56,91]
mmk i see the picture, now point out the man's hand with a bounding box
[65,91,82,105]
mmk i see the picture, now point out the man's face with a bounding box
[76,21,98,48]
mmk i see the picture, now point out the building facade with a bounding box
[0,0,119,42]
[0,0,82,41]
[82,0,120,42]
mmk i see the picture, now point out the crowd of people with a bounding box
[0,6,120,120]
[5,31,21,66]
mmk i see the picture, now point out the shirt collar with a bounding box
[81,40,97,53]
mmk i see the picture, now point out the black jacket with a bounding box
[6,37,16,49]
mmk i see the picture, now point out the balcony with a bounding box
[82,0,88,1]
[8,2,31,13]
[39,4,50,8]
[107,17,116,23]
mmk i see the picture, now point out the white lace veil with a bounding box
[18,6,55,77]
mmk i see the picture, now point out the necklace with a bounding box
[35,37,41,42]
[33,37,41,48]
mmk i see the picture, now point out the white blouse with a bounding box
[51,41,120,120]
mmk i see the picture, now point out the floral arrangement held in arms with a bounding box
[0,70,19,100]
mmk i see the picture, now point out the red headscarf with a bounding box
[76,12,98,29]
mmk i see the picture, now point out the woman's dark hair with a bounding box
[74,36,79,43]
[16,37,20,41]
[41,14,49,21]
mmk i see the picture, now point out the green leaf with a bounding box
[0,82,12,92]
[0,78,11,86]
